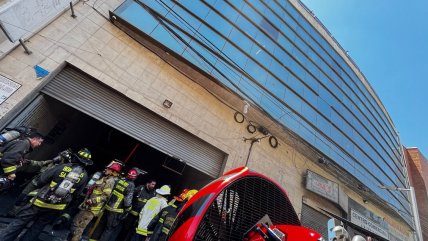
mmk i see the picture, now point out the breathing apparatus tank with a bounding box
[0,130,21,145]
[0,126,36,146]
[87,171,102,187]
[48,165,84,203]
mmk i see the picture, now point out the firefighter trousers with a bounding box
[99,211,126,241]
[131,233,148,241]
[70,209,95,241]
[0,203,60,241]
[119,214,138,241]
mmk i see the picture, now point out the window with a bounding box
[260,19,279,40]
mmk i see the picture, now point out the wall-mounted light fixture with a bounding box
[318,157,327,165]
[363,199,369,204]
[243,100,250,114]
[163,99,173,108]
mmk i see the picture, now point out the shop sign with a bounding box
[305,170,339,203]
[0,75,20,104]
[350,209,389,239]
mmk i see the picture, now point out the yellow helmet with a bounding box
[78,148,92,160]
[76,148,93,165]
[185,189,198,201]
[175,189,190,202]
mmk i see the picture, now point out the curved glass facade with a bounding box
[115,0,412,224]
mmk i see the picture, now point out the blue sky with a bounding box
[301,0,428,157]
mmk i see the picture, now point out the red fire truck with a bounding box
[168,166,324,241]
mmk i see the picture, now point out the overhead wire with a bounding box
[10,4,397,216]
[130,1,412,209]
[0,0,413,219]
[0,2,246,142]
[140,0,412,215]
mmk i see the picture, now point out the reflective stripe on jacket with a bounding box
[3,165,17,173]
[136,195,168,235]
[84,175,116,215]
[33,199,66,210]
[105,178,135,213]
[131,185,156,216]
[148,202,182,241]
[0,139,31,174]
[32,163,88,211]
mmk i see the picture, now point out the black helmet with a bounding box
[74,148,93,166]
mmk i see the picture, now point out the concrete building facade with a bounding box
[0,0,417,240]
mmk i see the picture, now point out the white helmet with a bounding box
[332,225,349,241]
[156,185,171,195]
[351,235,366,241]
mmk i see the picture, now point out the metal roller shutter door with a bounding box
[301,204,329,239]
[41,65,226,178]
[7,95,49,128]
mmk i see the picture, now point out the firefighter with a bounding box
[69,160,123,241]
[98,168,138,241]
[148,189,198,241]
[132,185,171,241]
[0,149,90,241]
[121,179,157,241]
[9,148,82,216]
[0,130,44,189]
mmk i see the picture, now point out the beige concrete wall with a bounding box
[0,0,412,238]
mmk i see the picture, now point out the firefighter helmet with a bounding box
[175,189,190,202]
[156,185,171,195]
[332,225,349,241]
[76,148,93,166]
[108,162,123,173]
[351,235,366,241]
[106,159,124,169]
[127,168,138,180]
[185,189,198,201]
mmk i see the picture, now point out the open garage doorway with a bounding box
[2,94,214,204]
[0,64,227,205]
[32,94,216,194]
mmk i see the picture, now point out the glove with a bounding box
[17,159,31,167]
[85,199,94,206]
[59,150,72,162]
[52,156,62,164]
[40,159,54,166]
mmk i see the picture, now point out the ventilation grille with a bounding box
[195,176,300,241]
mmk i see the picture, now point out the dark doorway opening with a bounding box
[1,94,213,215]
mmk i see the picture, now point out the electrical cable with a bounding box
[141,1,412,205]
[0,1,412,217]
[153,0,405,187]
